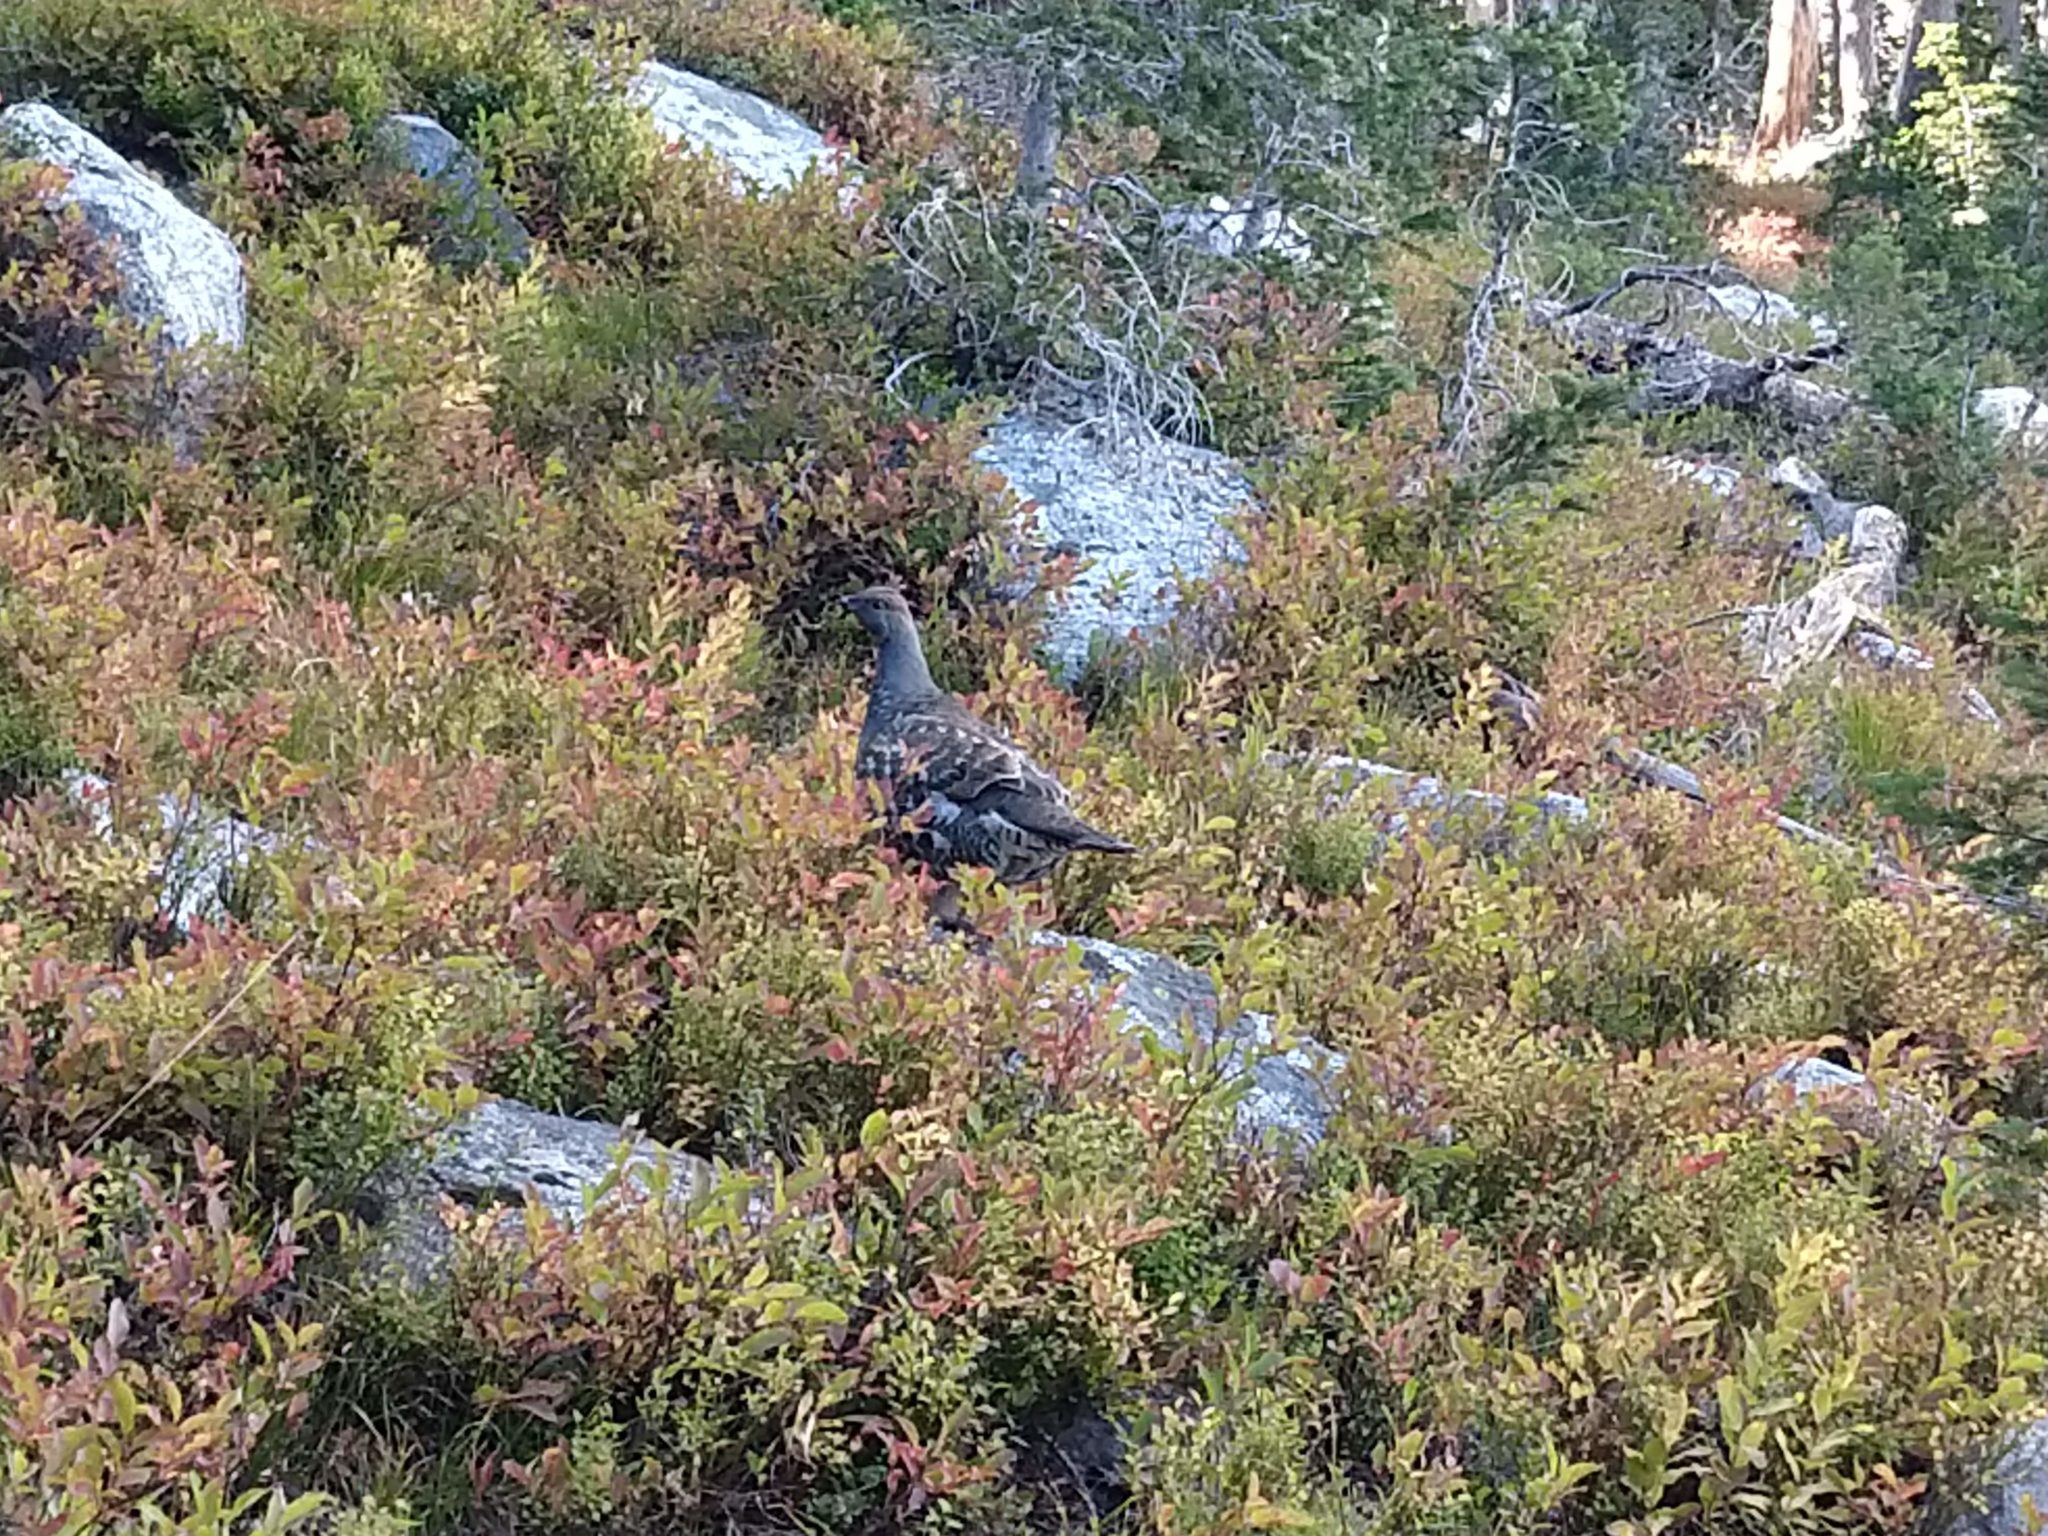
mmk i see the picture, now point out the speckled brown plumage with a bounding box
[843,586,1136,887]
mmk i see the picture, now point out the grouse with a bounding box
[844,586,1136,891]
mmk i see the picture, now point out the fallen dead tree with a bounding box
[1684,460,2001,722]
[1603,740,2043,922]
[1529,263,1876,439]
[1742,500,1905,687]
[1269,733,2044,926]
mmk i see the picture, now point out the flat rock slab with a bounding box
[1283,751,1592,841]
[1,103,244,353]
[360,1099,718,1289]
[1036,931,1342,1147]
[373,113,530,270]
[978,412,1254,681]
[630,61,852,195]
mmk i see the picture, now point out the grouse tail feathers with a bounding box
[1065,820,1138,856]
[977,786,1137,855]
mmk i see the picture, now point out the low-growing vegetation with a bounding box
[6,0,2048,1533]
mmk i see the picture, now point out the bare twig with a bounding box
[85,930,305,1149]
[1553,261,1741,319]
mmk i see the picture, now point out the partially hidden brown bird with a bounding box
[843,586,1136,901]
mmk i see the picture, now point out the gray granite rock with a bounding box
[360,1099,718,1288]
[1,104,245,354]
[1036,932,1343,1147]
[977,411,1254,681]
[1,103,244,451]
[630,61,853,196]
[1952,1419,2048,1536]
[373,113,530,270]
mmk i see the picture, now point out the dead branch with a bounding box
[1276,742,2042,923]
[1743,502,1904,687]
[1604,739,2045,922]
[1551,260,1745,319]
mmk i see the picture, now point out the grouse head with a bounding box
[843,585,917,642]
[844,585,938,700]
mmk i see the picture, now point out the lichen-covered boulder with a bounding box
[1,103,244,355]
[977,411,1254,682]
[630,61,852,196]
[359,1099,719,1288]
[372,113,530,270]
[1037,932,1343,1147]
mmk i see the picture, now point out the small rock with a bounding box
[1961,687,2003,729]
[1037,932,1343,1148]
[976,411,1254,682]
[1973,387,2048,455]
[1656,456,1743,500]
[372,113,531,270]
[1767,455,1830,501]
[1164,196,1312,266]
[1745,1055,1950,1163]
[1703,283,1801,331]
[1751,1055,1871,1102]
[65,772,275,933]
[359,1099,718,1288]
[630,61,854,197]
[1770,455,1863,557]
[1849,630,1934,672]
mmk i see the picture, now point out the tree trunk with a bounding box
[1891,0,1956,124]
[1754,0,1821,155]
[1993,0,2026,63]
[1836,0,1878,138]
[1014,65,1059,206]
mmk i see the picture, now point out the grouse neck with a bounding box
[872,621,938,701]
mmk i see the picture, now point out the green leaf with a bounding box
[742,1325,796,1356]
[1716,1377,1745,1443]
[110,1374,138,1438]
[860,1109,891,1151]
